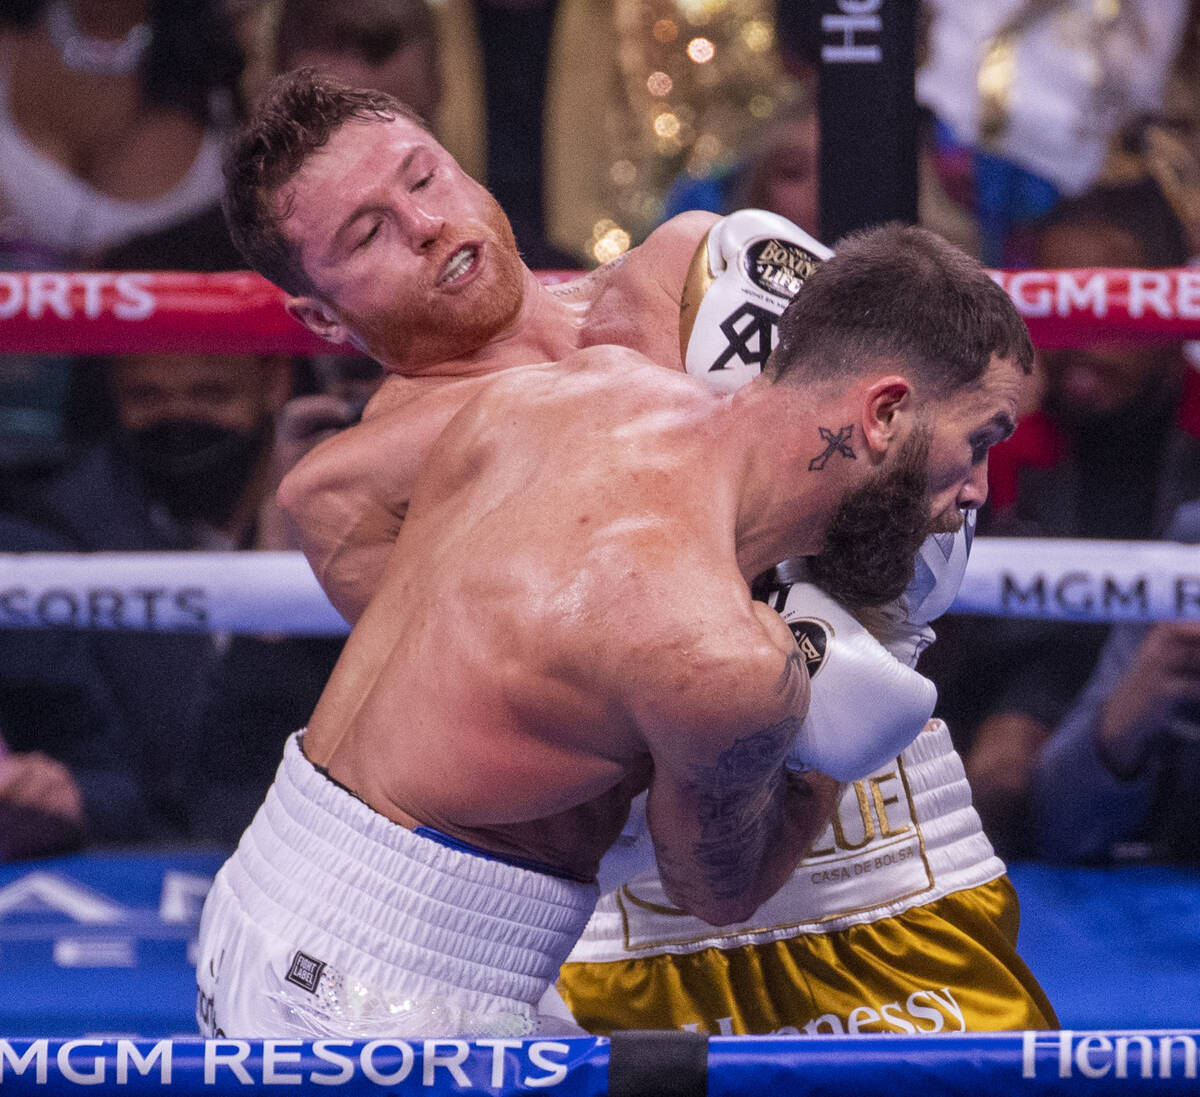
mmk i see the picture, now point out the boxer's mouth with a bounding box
[438,244,480,287]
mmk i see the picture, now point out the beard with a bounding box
[805,426,934,610]
[358,190,526,367]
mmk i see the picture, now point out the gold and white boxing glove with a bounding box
[679,209,833,392]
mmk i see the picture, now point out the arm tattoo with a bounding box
[808,425,856,471]
[670,715,803,906]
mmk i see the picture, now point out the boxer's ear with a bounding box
[860,375,913,458]
[286,296,351,346]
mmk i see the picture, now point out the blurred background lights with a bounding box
[647,71,674,96]
[592,224,632,263]
[652,18,678,43]
[609,159,638,186]
[654,111,681,138]
[592,0,797,259]
[748,94,775,118]
[741,19,773,52]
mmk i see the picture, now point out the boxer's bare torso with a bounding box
[280,211,718,621]
[302,348,829,911]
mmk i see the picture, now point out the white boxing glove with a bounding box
[773,580,937,782]
[679,209,833,392]
[869,509,976,668]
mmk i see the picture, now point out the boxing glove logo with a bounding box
[786,617,830,680]
[744,238,823,300]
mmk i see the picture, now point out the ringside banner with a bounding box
[0,1033,1199,1096]
[0,551,348,635]
[0,269,1197,353]
[0,539,1197,637]
[956,539,1200,624]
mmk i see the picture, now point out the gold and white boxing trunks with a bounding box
[558,720,1057,1035]
[196,732,598,1038]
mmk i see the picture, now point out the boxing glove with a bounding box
[869,510,976,669]
[679,209,833,392]
[776,581,937,781]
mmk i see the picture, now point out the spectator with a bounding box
[193,351,382,847]
[0,346,291,859]
[0,0,244,268]
[0,0,245,460]
[661,99,819,235]
[917,0,1192,265]
[1032,498,1200,864]
[274,0,441,126]
[921,175,1200,859]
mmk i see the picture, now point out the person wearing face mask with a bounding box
[0,348,298,859]
[105,351,287,548]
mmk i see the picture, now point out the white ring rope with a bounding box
[0,538,1196,634]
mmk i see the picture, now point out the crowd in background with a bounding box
[0,0,1198,875]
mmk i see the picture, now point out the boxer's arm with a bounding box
[277,380,473,623]
[277,416,411,623]
[639,606,831,925]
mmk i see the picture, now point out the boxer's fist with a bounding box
[778,583,937,781]
[680,209,832,392]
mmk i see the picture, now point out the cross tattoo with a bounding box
[808,425,856,471]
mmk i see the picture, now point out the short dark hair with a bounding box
[1031,176,1191,268]
[766,222,1034,395]
[222,67,429,296]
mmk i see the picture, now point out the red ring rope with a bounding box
[0,268,1195,355]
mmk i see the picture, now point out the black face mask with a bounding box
[120,419,268,526]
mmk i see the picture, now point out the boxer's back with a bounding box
[304,347,762,879]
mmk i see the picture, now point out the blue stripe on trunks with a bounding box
[413,826,593,884]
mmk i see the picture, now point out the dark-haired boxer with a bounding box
[195,67,1051,1038]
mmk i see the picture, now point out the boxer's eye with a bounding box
[411,171,434,191]
[356,221,381,249]
[970,437,991,464]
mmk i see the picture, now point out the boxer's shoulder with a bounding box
[579,211,720,369]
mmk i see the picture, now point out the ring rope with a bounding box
[0,1032,1197,1096]
[0,538,1195,634]
[0,268,1197,353]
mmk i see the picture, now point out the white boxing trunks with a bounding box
[195,732,598,1038]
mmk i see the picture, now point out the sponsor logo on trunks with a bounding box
[195,986,223,1037]
[1022,1030,1200,1081]
[285,951,326,995]
[743,239,822,300]
[614,759,934,947]
[684,986,965,1037]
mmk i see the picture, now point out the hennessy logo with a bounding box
[709,302,778,371]
[808,425,856,471]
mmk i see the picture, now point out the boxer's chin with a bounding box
[928,507,965,535]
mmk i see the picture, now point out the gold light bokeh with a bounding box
[580,0,801,262]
